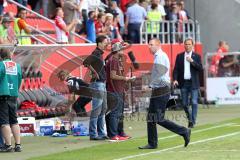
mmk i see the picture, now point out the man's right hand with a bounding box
[173,80,179,87]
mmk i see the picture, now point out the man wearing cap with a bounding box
[105,41,135,141]
[0,17,16,44]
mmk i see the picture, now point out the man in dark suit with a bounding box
[173,38,203,128]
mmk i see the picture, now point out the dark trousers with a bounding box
[0,130,3,147]
[106,92,125,137]
[128,23,141,43]
[147,91,187,147]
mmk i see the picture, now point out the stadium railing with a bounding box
[140,19,201,44]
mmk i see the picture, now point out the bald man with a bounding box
[139,38,191,149]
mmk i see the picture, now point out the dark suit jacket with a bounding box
[173,52,203,89]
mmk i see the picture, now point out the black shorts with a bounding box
[0,96,18,125]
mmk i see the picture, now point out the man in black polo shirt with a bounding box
[83,35,109,140]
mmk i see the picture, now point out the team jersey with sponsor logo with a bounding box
[0,59,22,96]
[66,76,89,93]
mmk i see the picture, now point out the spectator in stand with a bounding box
[139,0,148,11]
[109,1,124,35]
[101,0,110,6]
[63,0,81,43]
[120,0,129,13]
[48,0,64,19]
[147,0,166,20]
[105,13,122,41]
[179,0,190,19]
[15,0,28,7]
[54,7,78,44]
[177,0,190,42]
[209,41,229,77]
[87,0,101,12]
[168,3,179,43]
[0,0,7,16]
[125,0,147,43]
[168,3,179,22]
[164,0,172,20]
[178,1,188,24]
[95,12,106,36]
[0,16,16,44]
[0,48,22,152]
[14,8,32,45]
[34,0,49,17]
[86,11,97,43]
[147,3,162,41]
[78,0,88,34]
[105,41,135,141]
[0,14,16,44]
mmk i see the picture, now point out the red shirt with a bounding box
[120,0,129,13]
[95,20,104,35]
[106,56,125,93]
[209,47,228,76]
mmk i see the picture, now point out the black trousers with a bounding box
[147,90,187,147]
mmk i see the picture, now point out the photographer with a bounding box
[217,55,239,77]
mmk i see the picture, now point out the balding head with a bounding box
[148,38,161,54]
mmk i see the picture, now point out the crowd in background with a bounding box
[0,0,191,44]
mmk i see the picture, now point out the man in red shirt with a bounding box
[209,41,229,77]
[120,0,131,13]
[105,40,135,141]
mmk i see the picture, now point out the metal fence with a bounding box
[140,19,201,44]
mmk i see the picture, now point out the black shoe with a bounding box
[188,122,194,128]
[0,144,14,152]
[138,144,157,149]
[90,137,105,141]
[183,129,191,147]
[14,144,22,152]
[101,136,109,140]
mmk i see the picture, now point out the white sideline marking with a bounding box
[229,124,240,127]
[166,149,239,153]
[114,131,240,160]
[158,123,235,140]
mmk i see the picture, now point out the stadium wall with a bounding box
[185,0,240,53]
[41,44,203,86]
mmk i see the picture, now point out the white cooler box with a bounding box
[18,117,36,136]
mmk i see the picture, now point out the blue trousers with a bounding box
[89,82,107,138]
[180,81,199,125]
[106,92,124,138]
